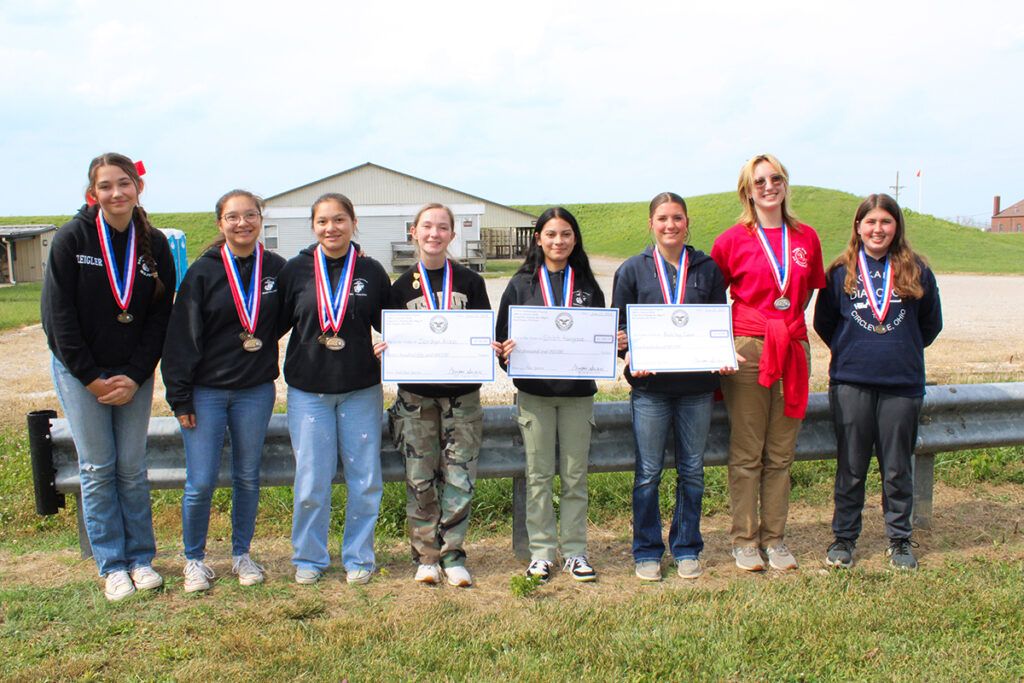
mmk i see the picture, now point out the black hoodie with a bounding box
[41,203,175,386]
[161,245,287,416]
[278,242,391,394]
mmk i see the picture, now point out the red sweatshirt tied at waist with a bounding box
[732,303,810,419]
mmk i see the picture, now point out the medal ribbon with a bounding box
[539,264,574,307]
[95,212,137,313]
[221,243,263,336]
[417,259,452,310]
[857,248,894,323]
[754,223,791,297]
[653,248,687,304]
[314,245,356,334]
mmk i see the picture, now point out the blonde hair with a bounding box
[736,153,801,232]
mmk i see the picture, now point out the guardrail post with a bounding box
[512,475,529,560]
[912,452,935,530]
[27,410,63,515]
[74,494,93,559]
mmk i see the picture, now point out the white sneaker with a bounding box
[445,565,473,587]
[295,568,321,585]
[677,558,702,579]
[414,563,442,584]
[183,559,216,593]
[130,565,164,591]
[766,543,798,570]
[104,570,135,601]
[526,559,555,582]
[346,568,372,585]
[232,554,265,586]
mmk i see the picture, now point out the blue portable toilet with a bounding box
[159,228,188,290]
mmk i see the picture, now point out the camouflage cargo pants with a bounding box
[389,389,483,568]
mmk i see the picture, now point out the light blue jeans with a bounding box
[630,389,713,563]
[287,384,383,574]
[51,357,156,577]
[180,382,276,560]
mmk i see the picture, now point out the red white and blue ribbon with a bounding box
[755,223,791,297]
[857,248,894,323]
[417,259,452,310]
[221,243,263,336]
[95,212,136,313]
[314,245,356,334]
[653,248,687,304]
[539,264,574,307]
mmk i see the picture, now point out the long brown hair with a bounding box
[829,193,925,300]
[87,153,166,301]
[204,189,265,252]
[736,153,802,233]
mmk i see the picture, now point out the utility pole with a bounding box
[889,172,905,204]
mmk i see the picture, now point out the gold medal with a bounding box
[324,335,345,351]
[412,281,420,289]
[117,310,133,324]
[874,324,887,335]
[242,334,263,352]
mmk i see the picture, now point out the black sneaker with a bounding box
[526,559,554,582]
[886,538,919,570]
[825,538,856,568]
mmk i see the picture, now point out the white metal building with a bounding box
[262,163,538,271]
[0,225,57,284]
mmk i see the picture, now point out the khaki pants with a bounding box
[720,336,809,548]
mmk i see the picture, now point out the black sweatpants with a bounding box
[829,383,923,541]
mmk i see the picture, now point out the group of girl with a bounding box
[42,152,941,600]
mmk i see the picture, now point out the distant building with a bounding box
[990,196,1024,233]
[0,224,57,284]
[263,163,538,272]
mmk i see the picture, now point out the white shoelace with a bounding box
[233,555,264,577]
[185,560,216,581]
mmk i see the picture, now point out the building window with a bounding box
[263,225,279,250]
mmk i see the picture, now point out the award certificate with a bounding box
[382,310,496,383]
[507,306,619,380]
[626,304,737,373]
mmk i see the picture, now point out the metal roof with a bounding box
[0,225,57,238]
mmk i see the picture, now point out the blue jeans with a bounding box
[630,389,713,562]
[287,384,383,573]
[180,382,276,560]
[51,357,156,577]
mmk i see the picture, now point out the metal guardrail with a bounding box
[29,382,1024,560]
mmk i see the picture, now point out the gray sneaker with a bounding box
[634,560,662,581]
[766,543,798,570]
[295,568,321,585]
[676,557,701,579]
[825,539,856,568]
[886,538,919,570]
[732,546,766,572]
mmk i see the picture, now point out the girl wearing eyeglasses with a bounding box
[162,190,286,592]
[711,155,825,573]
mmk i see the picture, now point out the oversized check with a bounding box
[626,304,737,373]
[507,306,619,380]
[382,310,495,383]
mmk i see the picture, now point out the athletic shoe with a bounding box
[346,568,372,585]
[825,539,856,569]
[526,559,554,582]
[232,554,265,586]
[732,546,766,572]
[445,565,473,587]
[563,556,597,582]
[414,564,442,584]
[886,538,919,570]
[634,560,662,581]
[295,568,321,585]
[129,565,164,591]
[183,559,216,593]
[766,543,798,570]
[676,557,702,579]
[104,570,135,601]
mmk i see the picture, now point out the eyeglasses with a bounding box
[222,211,262,225]
[753,174,785,189]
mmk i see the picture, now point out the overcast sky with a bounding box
[2,0,1020,224]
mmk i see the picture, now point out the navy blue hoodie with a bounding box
[813,256,942,397]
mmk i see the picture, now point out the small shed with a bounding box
[263,163,538,272]
[0,225,58,284]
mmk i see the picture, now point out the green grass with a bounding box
[0,282,42,331]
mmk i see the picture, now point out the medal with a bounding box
[539,264,574,307]
[858,248,894,333]
[417,259,452,310]
[314,244,356,345]
[755,223,792,310]
[222,243,263,351]
[96,212,137,324]
[653,247,687,305]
